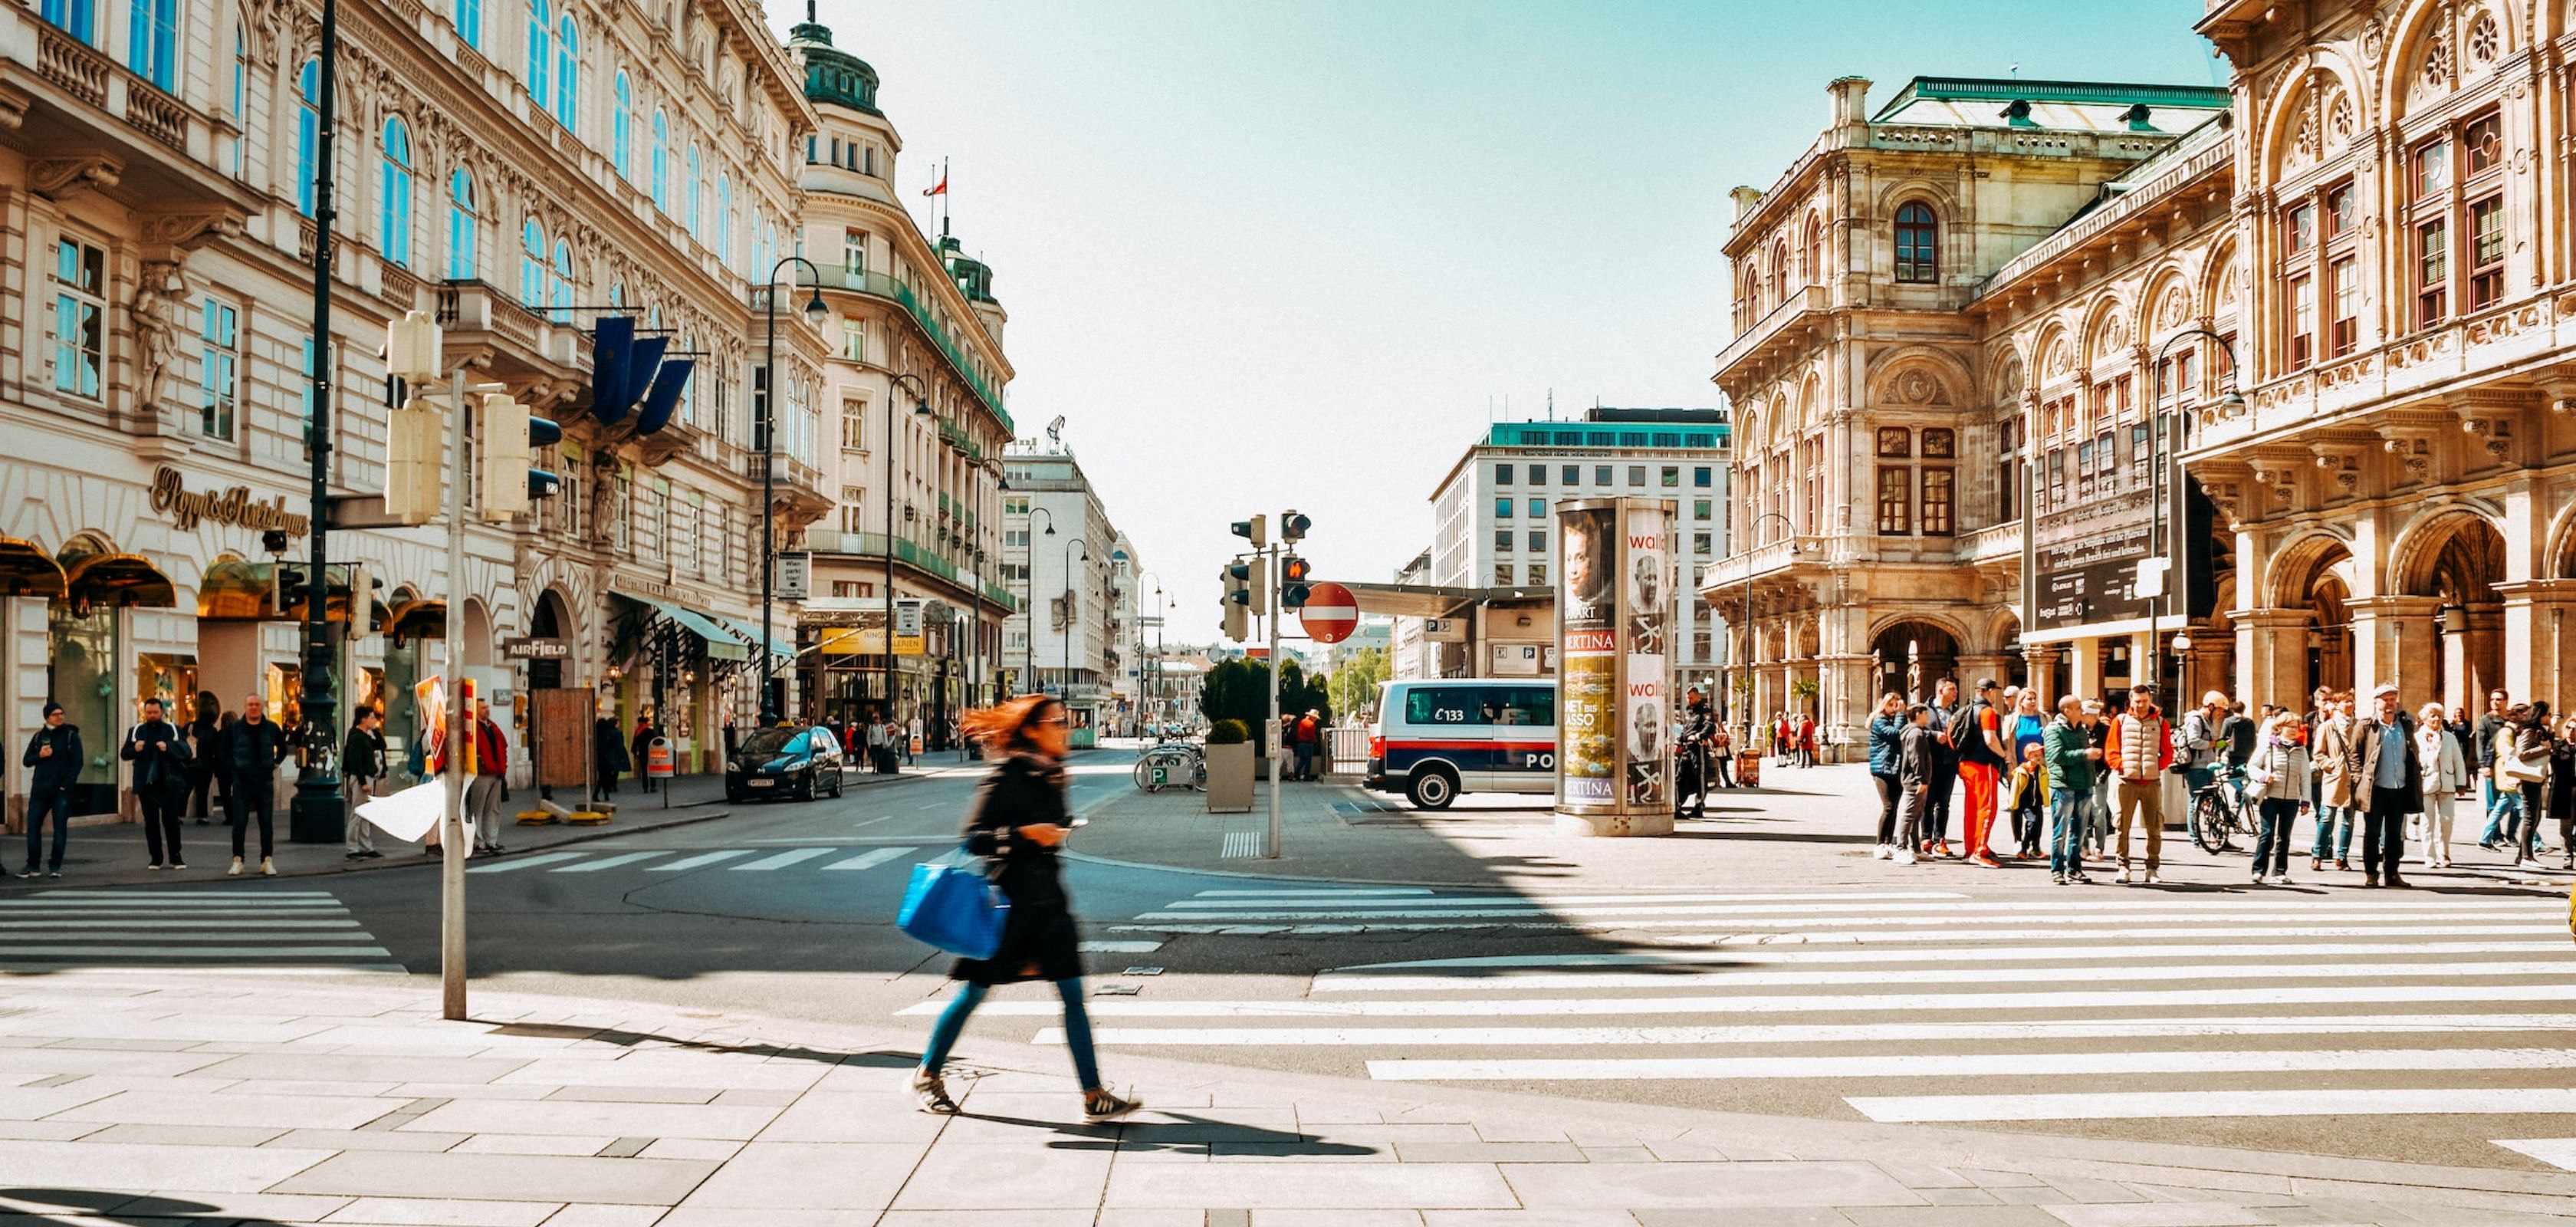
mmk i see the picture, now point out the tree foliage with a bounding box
[1328,646,1390,719]
[1199,656,1333,751]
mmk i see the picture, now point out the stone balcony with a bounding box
[1714,286,1831,387]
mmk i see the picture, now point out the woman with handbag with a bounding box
[2246,712,2308,886]
[912,694,1140,1122]
[2502,702,2555,865]
[2413,702,2466,869]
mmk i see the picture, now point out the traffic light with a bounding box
[1280,554,1312,610]
[1281,510,1310,542]
[1231,514,1267,550]
[478,395,563,519]
[1221,564,1249,640]
[1228,557,1265,611]
[274,563,313,617]
[384,393,442,525]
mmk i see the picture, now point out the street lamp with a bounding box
[1026,505,1055,689]
[1135,571,1165,732]
[884,370,933,726]
[1063,537,1091,697]
[759,255,828,722]
[1733,511,1803,746]
[2146,327,2243,706]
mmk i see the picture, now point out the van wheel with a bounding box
[1408,767,1457,811]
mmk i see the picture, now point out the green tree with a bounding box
[1329,646,1389,719]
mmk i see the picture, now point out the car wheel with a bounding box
[1408,767,1457,811]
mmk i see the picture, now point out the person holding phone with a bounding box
[122,696,190,870]
[912,694,1139,1123]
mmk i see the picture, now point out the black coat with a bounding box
[949,755,1083,985]
[217,718,288,793]
[185,717,221,782]
[23,723,84,793]
[596,719,633,775]
[341,725,387,782]
[120,718,189,794]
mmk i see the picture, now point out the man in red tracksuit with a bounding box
[1954,677,2013,867]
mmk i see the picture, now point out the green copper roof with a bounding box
[787,21,881,115]
[1875,76,2231,121]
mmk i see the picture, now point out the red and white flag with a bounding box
[921,167,947,197]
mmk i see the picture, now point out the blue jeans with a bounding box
[2481,775,2507,844]
[24,785,71,872]
[2049,790,2086,877]
[2312,804,2354,859]
[2252,798,2299,877]
[921,979,1102,1091]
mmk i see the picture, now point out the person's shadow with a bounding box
[958,1110,1378,1156]
[4,1190,291,1226]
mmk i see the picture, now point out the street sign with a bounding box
[1299,581,1359,644]
[775,551,811,600]
[1422,617,1467,643]
[892,597,925,655]
[502,637,570,660]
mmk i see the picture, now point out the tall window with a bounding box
[520,219,545,307]
[2410,110,2505,329]
[1875,467,1911,535]
[294,59,320,216]
[1920,468,1954,536]
[524,0,550,105]
[2277,178,2354,368]
[650,110,669,211]
[1996,417,2020,522]
[718,173,734,269]
[455,0,478,48]
[843,228,867,279]
[686,143,702,239]
[199,298,238,439]
[2286,275,2314,370]
[446,169,478,278]
[2417,219,2448,328]
[2469,196,2505,309]
[611,71,632,178]
[842,321,865,362]
[842,399,867,451]
[51,237,104,399]
[230,29,248,177]
[550,239,572,322]
[125,0,176,89]
[1894,202,1937,284]
[2329,258,2359,357]
[40,0,95,44]
[378,117,413,267]
[551,15,578,129]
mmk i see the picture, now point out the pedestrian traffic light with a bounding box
[1280,554,1312,610]
[1231,515,1267,550]
[384,393,443,525]
[1280,510,1310,543]
[479,395,563,519]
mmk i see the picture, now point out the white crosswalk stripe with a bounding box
[0,889,401,973]
[440,844,938,877]
[823,847,918,872]
[1044,883,2576,1134]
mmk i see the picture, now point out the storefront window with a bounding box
[135,653,197,724]
[268,662,302,733]
[47,600,117,812]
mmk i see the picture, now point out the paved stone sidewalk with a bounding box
[3,973,2569,1226]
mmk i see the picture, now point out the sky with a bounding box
[791,0,2223,647]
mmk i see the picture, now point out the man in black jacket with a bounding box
[343,707,389,860]
[1673,688,1713,820]
[121,696,190,870]
[219,693,289,876]
[20,702,82,878]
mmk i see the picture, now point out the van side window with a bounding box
[1405,686,1490,725]
[1502,687,1555,727]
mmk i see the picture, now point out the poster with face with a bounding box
[1558,503,1618,808]
[1622,502,1668,811]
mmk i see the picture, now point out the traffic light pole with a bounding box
[292,0,344,845]
[1265,541,1282,859]
[440,366,469,1021]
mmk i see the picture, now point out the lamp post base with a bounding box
[289,788,347,844]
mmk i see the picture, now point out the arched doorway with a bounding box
[2398,515,2505,712]
[1871,619,1959,702]
[2274,540,2357,699]
[528,589,574,689]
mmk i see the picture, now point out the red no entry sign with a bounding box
[1300,581,1359,644]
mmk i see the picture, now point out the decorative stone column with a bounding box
[2022,645,2061,710]
[2345,595,2442,706]
[2232,609,2312,709]
[2497,580,2576,714]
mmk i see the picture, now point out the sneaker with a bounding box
[148,862,165,871]
[45,870,61,879]
[345,852,366,860]
[2069,873,2095,884]
[910,1070,959,1115]
[12,867,33,880]
[2274,873,2291,886]
[2051,873,2066,885]
[363,850,385,860]
[2251,873,2266,886]
[1934,841,1953,858]
[1083,1087,1144,1123]
[1871,844,1891,860]
[170,862,186,870]
[227,858,243,877]
[1973,853,2003,869]
[2114,868,2133,884]
[260,857,276,877]
[1893,847,1916,866]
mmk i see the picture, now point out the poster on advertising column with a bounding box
[1555,498,1673,836]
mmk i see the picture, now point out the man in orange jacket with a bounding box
[2104,684,2174,883]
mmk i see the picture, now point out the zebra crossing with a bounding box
[939,882,2576,1147]
[0,890,402,973]
[466,844,924,877]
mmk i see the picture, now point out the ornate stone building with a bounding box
[2,0,820,815]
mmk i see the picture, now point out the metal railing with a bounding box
[808,265,1011,431]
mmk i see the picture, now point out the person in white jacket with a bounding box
[2414,701,2468,868]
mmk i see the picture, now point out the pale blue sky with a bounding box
[796,0,2222,643]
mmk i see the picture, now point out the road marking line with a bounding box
[1043,1013,2576,1048]
[1365,1048,2576,1083]
[4,929,374,942]
[3,919,364,929]
[0,945,397,959]
[1135,903,2556,922]
[899,982,2576,1018]
[733,847,836,871]
[1193,888,1434,897]
[1220,832,1262,858]
[12,964,409,975]
[552,852,669,873]
[466,852,592,874]
[1113,916,2564,936]
[1160,890,1971,909]
[20,890,339,899]
[0,898,345,908]
[822,847,916,872]
[647,850,755,872]
[1304,959,2576,992]
[1079,940,1165,954]
[2492,1139,2576,1171]
[1322,940,2571,976]
[1847,1087,2576,1123]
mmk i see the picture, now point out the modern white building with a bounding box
[1001,436,1131,740]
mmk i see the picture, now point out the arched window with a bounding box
[126,0,176,89]
[524,0,550,105]
[650,109,669,211]
[229,27,249,177]
[294,58,320,216]
[378,116,413,267]
[455,0,478,48]
[552,15,578,129]
[1769,240,1789,300]
[717,173,733,269]
[1802,213,1824,285]
[550,239,572,322]
[520,218,545,307]
[686,143,702,239]
[1894,202,1938,285]
[446,168,478,279]
[611,70,631,179]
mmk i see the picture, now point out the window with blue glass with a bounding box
[1494,463,1512,485]
[525,0,550,104]
[455,0,478,48]
[1493,497,1513,519]
[126,0,176,90]
[295,60,320,216]
[1694,465,1712,487]
[199,298,238,439]
[379,117,413,267]
[1526,498,1543,517]
[552,15,578,129]
[446,169,477,278]
[230,30,248,176]
[550,239,572,322]
[611,71,631,178]
[52,237,104,399]
[41,0,95,44]
[1526,531,1546,552]
[651,110,669,211]
[520,219,545,307]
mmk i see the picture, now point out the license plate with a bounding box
[748,778,774,788]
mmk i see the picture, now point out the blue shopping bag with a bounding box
[897,850,1010,959]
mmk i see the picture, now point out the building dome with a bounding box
[786,21,881,115]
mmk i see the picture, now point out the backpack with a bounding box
[1955,700,2004,768]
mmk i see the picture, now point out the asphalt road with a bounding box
[9,744,2574,1174]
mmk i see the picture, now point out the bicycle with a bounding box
[2188,759,2260,854]
[1133,738,1207,793]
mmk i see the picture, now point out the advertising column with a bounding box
[1555,497,1673,837]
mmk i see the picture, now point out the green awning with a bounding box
[711,613,796,662]
[616,590,749,662]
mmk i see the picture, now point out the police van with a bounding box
[1363,679,1557,809]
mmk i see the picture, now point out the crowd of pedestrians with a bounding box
[1867,678,2563,885]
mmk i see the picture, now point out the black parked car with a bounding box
[724,725,846,803]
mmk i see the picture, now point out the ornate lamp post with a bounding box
[757,256,829,722]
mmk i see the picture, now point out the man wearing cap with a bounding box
[2178,690,2232,804]
[2350,683,2420,888]
[1953,677,2013,867]
[2104,684,2174,884]
[19,702,82,878]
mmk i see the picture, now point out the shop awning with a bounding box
[0,537,67,599]
[63,553,177,613]
[385,598,445,644]
[614,590,749,661]
[711,614,797,663]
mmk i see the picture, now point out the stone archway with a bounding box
[2306,564,2354,699]
[528,588,576,689]
[1870,618,1960,703]
[2395,514,2506,712]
